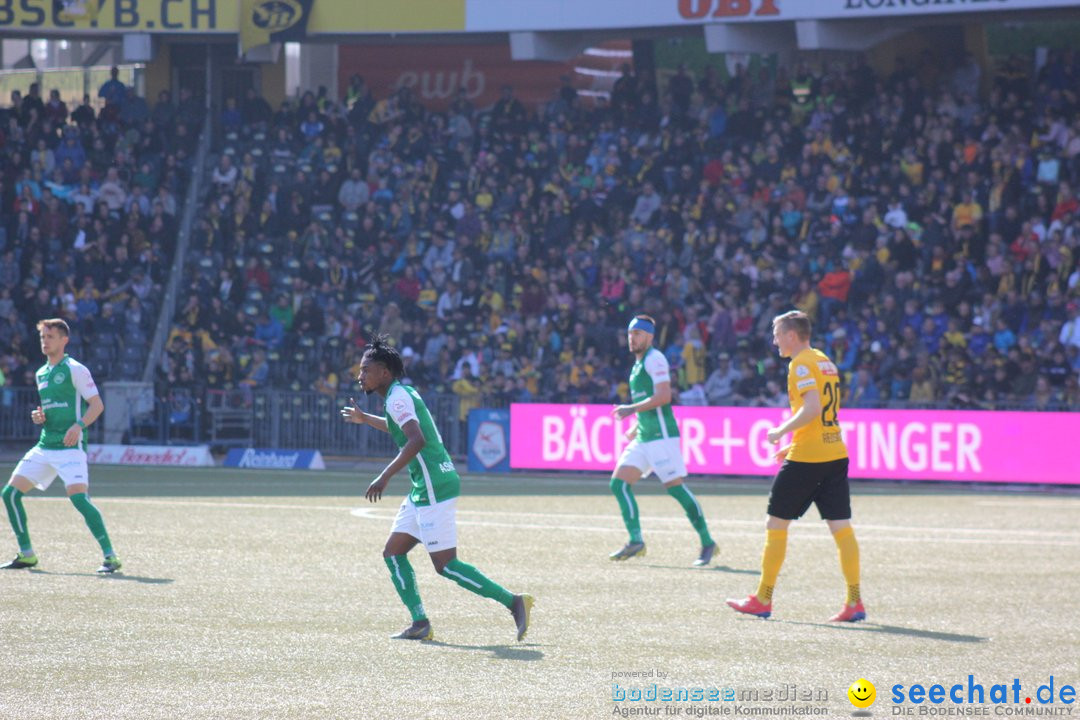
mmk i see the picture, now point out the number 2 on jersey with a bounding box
[821,380,840,427]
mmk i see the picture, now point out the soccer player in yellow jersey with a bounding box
[727,310,865,622]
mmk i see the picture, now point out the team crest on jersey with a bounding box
[795,365,810,377]
[53,372,66,384]
[391,399,407,414]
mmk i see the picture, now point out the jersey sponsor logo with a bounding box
[796,379,816,390]
[795,364,811,377]
[53,372,66,384]
[438,460,455,474]
[42,400,70,409]
[817,361,838,376]
[38,382,49,390]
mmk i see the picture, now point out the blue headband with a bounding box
[628,317,655,334]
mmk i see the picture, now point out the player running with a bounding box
[342,335,533,641]
[609,315,717,566]
[2,319,122,573]
[726,310,865,622]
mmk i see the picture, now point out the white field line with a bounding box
[67,497,1080,547]
[974,499,1080,508]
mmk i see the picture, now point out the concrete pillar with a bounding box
[704,23,794,54]
[298,44,338,100]
[1,40,31,69]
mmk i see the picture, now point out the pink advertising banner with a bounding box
[509,404,1078,485]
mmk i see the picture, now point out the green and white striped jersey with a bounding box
[384,381,461,506]
[35,355,98,451]
[629,348,680,442]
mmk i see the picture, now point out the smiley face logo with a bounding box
[848,678,876,709]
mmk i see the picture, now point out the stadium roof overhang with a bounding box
[496,4,1080,60]
[2,0,1079,59]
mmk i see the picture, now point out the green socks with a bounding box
[69,493,114,558]
[385,555,427,622]
[2,488,115,561]
[610,477,643,543]
[387,555,514,617]
[441,558,514,608]
[667,483,714,547]
[2,485,32,554]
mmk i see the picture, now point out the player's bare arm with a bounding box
[64,395,103,448]
[366,419,426,503]
[767,389,821,445]
[342,397,389,432]
[772,444,792,463]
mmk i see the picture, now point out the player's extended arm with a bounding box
[613,381,671,420]
[766,389,821,444]
[342,397,390,433]
[365,419,426,502]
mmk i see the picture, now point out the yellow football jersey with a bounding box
[786,347,848,463]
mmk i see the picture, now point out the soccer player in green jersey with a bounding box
[341,335,533,641]
[2,319,121,573]
[609,315,717,566]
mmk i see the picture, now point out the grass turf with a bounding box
[0,466,1077,719]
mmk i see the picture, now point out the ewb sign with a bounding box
[467,409,510,473]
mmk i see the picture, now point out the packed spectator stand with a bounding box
[0,70,193,401]
[4,50,1080,443]
[172,53,1080,416]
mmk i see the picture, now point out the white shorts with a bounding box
[13,447,91,491]
[391,496,458,551]
[616,437,687,484]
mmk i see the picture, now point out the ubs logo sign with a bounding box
[677,0,780,19]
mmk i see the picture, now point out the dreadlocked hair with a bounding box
[363,334,405,379]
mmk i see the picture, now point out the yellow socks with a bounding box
[832,525,861,605]
[755,528,788,604]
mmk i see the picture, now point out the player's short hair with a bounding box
[634,314,656,326]
[362,334,404,379]
[36,318,70,337]
[772,311,811,341]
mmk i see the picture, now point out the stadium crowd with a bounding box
[168,50,1080,412]
[5,50,1080,415]
[0,67,192,389]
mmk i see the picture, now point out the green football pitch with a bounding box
[0,465,1077,720]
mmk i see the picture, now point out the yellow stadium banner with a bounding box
[0,0,232,33]
[308,0,464,34]
[0,0,462,33]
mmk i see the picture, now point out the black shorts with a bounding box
[766,458,851,521]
